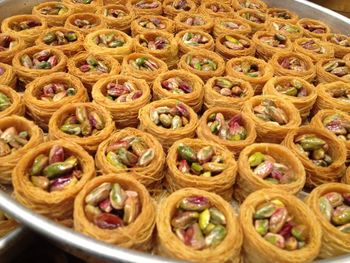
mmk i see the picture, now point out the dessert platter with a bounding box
[0,0,350,262]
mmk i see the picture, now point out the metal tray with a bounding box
[1,0,350,262]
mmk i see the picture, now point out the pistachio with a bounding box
[138,148,155,166]
[254,202,277,219]
[186,55,217,72]
[178,160,190,173]
[31,154,49,176]
[50,174,78,192]
[106,81,142,102]
[255,219,269,236]
[285,236,298,251]
[84,204,102,222]
[0,92,11,111]
[264,233,285,249]
[116,147,138,166]
[95,33,125,48]
[109,183,127,209]
[204,225,227,248]
[182,32,209,46]
[269,208,288,233]
[331,206,350,226]
[31,176,50,191]
[43,30,77,45]
[291,225,307,241]
[123,193,140,224]
[179,196,210,211]
[79,56,109,74]
[161,77,193,94]
[186,223,206,250]
[325,192,344,207]
[177,144,197,163]
[209,208,226,225]
[295,134,332,167]
[94,213,124,229]
[49,145,64,164]
[86,183,112,206]
[248,152,265,167]
[11,20,41,31]
[199,209,210,231]
[171,211,199,229]
[254,161,274,179]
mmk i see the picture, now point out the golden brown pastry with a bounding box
[197,107,256,157]
[32,1,73,27]
[36,27,84,57]
[152,69,204,112]
[204,76,254,109]
[326,33,350,59]
[1,14,47,46]
[216,33,256,59]
[0,211,17,237]
[263,76,317,119]
[0,63,17,89]
[121,53,168,84]
[74,173,156,251]
[235,143,306,202]
[305,183,350,258]
[23,72,89,130]
[231,0,267,12]
[0,116,44,184]
[165,138,237,201]
[178,50,225,82]
[242,95,301,143]
[213,18,251,38]
[198,1,235,19]
[48,102,115,153]
[297,18,331,40]
[236,9,267,33]
[12,140,96,221]
[156,188,243,263]
[226,56,274,94]
[266,7,299,24]
[313,81,350,114]
[128,0,163,17]
[64,13,106,35]
[311,109,350,158]
[253,31,293,61]
[131,15,175,36]
[266,19,304,41]
[270,51,316,82]
[62,0,103,13]
[174,13,214,34]
[67,52,121,92]
[96,5,134,33]
[0,33,26,64]
[134,31,178,68]
[12,47,67,85]
[294,38,334,63]
[0,85,25,119]
[138,99,198,150]
[92,75,151,128]
[282,125,347,189]
[240,188,321,263]
[162,0,197,19]
[175,29,214,56]
[95,128,165,189]
[84,29,134,62]
[316,58,350,84]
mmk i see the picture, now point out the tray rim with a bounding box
[0,0,350,262]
